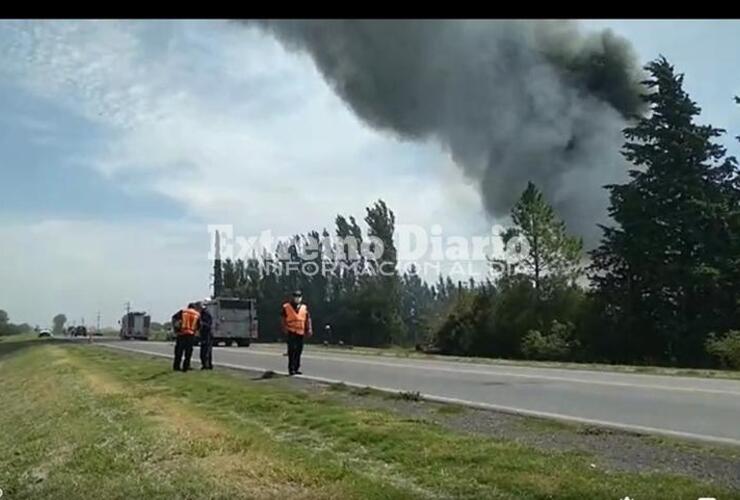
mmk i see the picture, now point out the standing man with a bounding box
[197,301,214,370]
[281,290,312,375]
[172,302,200,372]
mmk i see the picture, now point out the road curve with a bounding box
[98,340,740,446]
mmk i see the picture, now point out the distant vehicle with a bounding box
[198,297,258,347]
[38,329,52,338]
[66,326,87,337]
[120,312,151,340]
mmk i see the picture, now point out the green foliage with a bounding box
[218,199,416,347]
[433,275,588,361]
[52,313,67,336]
[432,182,588,361]
[590,57,740,366]
[705,331,740,369]
[521,321,580,361]
[0,310,33,336]
[504,182,584,290]
[434,288,483,356]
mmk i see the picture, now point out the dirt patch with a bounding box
[68,353,320,498]
[196,453,341,500]
[142,398,226,440]
[82,370,126,395]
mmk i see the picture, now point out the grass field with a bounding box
[0,336,736,499]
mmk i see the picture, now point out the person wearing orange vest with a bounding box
[172,302,201,372]
[281,290,312,375]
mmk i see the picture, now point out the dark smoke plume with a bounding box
[248,20,644,243]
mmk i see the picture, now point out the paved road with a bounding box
[100,340,740,446]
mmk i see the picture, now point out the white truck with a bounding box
[120,312,151,340]
[199,297,258,347]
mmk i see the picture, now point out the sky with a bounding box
[1,20,739,328]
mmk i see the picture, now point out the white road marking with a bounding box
[217,346,740,396]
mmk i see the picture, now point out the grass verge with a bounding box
[0,339,736,499]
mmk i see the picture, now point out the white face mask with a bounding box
[293,296,303,304]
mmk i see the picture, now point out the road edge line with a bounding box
[98,343,740,448]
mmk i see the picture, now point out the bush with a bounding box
[396,391,422,401]
[433,291,477,355]
[432,277,589,360]
[433,289,496,356]
[521,320,579,361]
[705,331,740,369]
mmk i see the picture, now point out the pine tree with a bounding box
[503,181,583,292]
[590,57,740,365]
[363,199,405,345]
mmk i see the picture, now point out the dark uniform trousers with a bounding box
[174,335,195,371]
[287,332,305,373]
[199,332,213,369]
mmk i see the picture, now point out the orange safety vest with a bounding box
[180,308,200,335]
[282,302,308,335]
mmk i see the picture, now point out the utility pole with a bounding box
[410,299,418,348]
[96,311,101,334]
[122,302,131,336]
[213,231,223,299]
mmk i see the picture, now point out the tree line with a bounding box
[0,310,33,337]
[219,57,739,369]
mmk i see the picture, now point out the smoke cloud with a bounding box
[247,20,645,244]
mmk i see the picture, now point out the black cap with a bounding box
[292,290,302,297]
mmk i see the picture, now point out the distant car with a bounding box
[38,329,52,338]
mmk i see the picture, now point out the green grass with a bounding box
[1,339,737,499]
[0,331,43,343]
[149,330,171,341]
[314,343,740,380]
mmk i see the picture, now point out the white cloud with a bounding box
[0,20,491,325]
[0,216,210,327]
[0,20,485,235]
